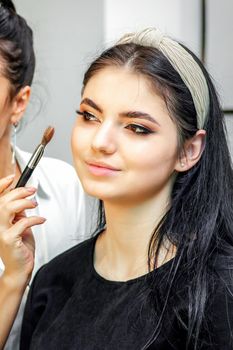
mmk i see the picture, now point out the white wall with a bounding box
[226,116,233,156]
[205,0,233,154]
[15,0,104,164]
[15,0,233,162]
[206,0,233,109]
[104,0,201,55]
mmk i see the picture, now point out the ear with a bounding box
[10,86,31,125]
[175,129,206,172]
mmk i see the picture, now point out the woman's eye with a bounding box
[76,110,98,122]
[126,124,153,135]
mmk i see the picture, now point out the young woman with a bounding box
[0,1,88,349]
[2,27,233,349]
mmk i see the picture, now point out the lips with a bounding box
[86,160,120,171]
[85,160,121,176]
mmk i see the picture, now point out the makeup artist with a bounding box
[17,27,233,349]
[0,1,89,349]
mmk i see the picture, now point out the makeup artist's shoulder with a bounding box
[40,155,77,180]
[18,148,79,186]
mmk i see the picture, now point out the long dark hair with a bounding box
[82,42,233,348]
[0,0,35,99]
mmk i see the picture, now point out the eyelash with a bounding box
[76,110,154,135]
[76,110,97,121]
[125,124,153,135]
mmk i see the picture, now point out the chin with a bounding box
[81,181,116,201]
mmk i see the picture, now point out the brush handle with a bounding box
[15,144,45,188]
[15,167,34,188]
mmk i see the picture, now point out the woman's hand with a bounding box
[0,175,46,288]
[0,175,46,350]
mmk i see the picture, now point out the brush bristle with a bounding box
[41,126,55,146]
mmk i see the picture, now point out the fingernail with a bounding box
[40,217,46,222]
[27,187,37,193]
[31,200,38,207]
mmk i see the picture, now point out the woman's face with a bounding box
[72,67,180,205]
[0,73,15,140]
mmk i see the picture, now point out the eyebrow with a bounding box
[80,98,102,113]
[80,98,160,126]
[120,111,160,126]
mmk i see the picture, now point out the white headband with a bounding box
[117,28,209,129]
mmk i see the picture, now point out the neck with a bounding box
[0,126,21,181]
[95,187,173,281]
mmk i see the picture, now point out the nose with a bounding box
[91,121,117,154]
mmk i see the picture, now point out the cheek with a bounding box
[71,125,87,181]
[71,126,83,171]
[127,138,178,175]
[0,114,11,139]
[71,124,87,157]
[130,138,176,159]
[71,126,77,156]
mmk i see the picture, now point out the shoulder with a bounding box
[35,157,83,203]
[47,235,94,271]
[17,148,82,194]
[38,156,79,189]
[21,236,96,346]
[35,153,78,183]
[32,236,95,289]
[40,156,76,177]
[17,147,77,179]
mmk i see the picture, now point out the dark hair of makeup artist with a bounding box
[0,0,35,99]
[82,43,233,349]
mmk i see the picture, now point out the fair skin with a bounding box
[0,73,31,184]
[71,66,205,281]
[0,176,45,349]
[0,66,205,347]
[0,71,40,349]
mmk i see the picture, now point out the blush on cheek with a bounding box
[71,129,83,156]
[71,127,77,150]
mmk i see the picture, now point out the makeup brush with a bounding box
[15,126,55,188]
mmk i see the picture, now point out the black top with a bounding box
[20,235,233,350]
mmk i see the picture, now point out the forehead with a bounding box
[82,66,167,114]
